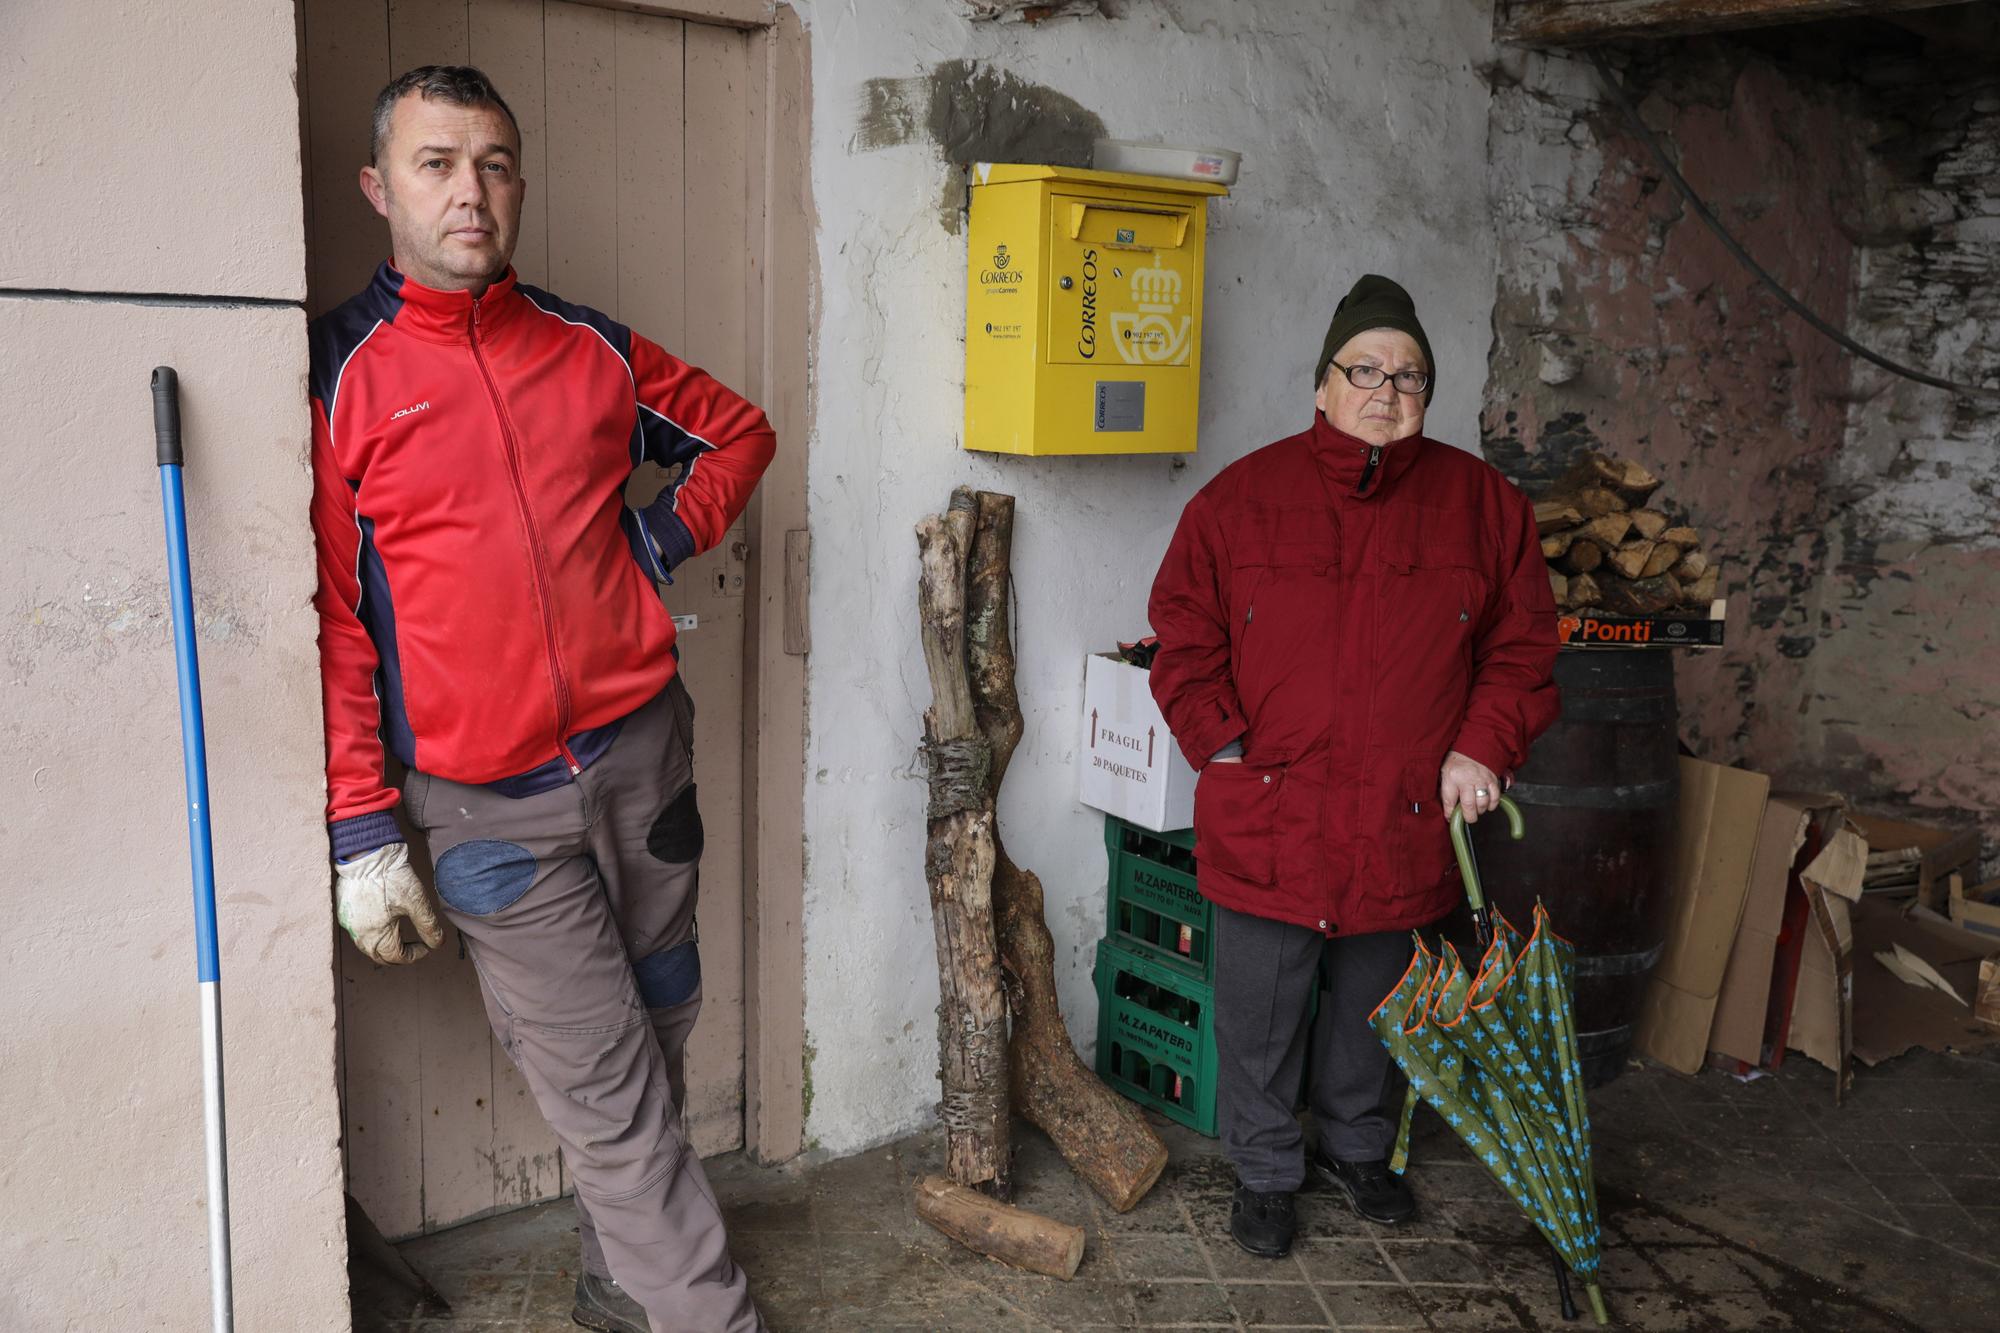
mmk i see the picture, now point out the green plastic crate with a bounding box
[1094,937,1219,1137]
[1104,816,1211,980]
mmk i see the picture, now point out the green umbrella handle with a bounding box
[1448,795,1524,915]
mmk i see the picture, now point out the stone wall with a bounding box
[1815,48,2000,848]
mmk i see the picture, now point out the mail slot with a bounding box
[964,163,1227,456]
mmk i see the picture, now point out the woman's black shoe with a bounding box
[1229,1183,1298,1258]
[1312,1152,1417,1225]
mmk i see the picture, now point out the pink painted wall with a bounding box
[1485,43,1862,778]
[0,1,347,1326]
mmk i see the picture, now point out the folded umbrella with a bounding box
[1371,798,1609,1325]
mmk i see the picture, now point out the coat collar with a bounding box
[375,260,524,344]
[1305,412,1430,499]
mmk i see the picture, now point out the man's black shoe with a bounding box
[572,1271,646,1333]
[1229,1183,1297,1258]
[1312,1152,1417,1225]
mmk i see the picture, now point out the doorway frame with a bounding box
[614,0,813,1165]
[304,0,813,1171]
[732,1,811,1167]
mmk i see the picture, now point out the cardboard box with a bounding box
[1633,758,1772,1074]
[1078,652,1197,833]
[1847,810,1981,912]
[1555,603,1727,650]
[1705,793,1837,1068]
[1787,819,1869,1095]
[1949,874,2000,939]
[1846,900,2000,1066]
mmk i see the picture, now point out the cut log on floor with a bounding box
[1542,530,1578,560]
[1549,570,1569,606]
[964,490,1168,1214]
[1672,548,1709,582]
[1597,573,1683,616]
[916,493,1010,1196]
[1562,540,1605,575]
[1567,572,1602,608]
[914,1176,1086,1279]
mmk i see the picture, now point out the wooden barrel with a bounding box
[1469,649,1679,1087]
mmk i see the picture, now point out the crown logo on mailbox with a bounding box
[993,244,1012,271]
[1132,256,1182,313]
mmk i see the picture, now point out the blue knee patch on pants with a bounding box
[433,839,537,916]
[633,939,700,1008]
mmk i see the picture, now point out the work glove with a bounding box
[335,842,446,965]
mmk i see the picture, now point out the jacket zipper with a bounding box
[470,299,582,776]
[1355,443,1384,496]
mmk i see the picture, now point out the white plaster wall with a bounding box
[0,0,343,1324]
[796,0,1500,1153]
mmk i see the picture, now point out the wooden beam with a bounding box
[1884,6,2000,58]
[588,0,775,31]
[743,5,812,1167]
[1498,0,1972,45]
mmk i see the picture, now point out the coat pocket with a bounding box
[1387,758,1455,892]
[1193,761,1284,886]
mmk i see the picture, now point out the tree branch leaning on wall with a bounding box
[964,490,1169,1213]
[916,491,1011,1196]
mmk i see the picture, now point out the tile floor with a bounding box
[358,1049,2000,1331]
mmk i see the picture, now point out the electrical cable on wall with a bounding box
[1587,52,2000,404]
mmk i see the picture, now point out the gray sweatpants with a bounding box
[405,678,763,1333]
[1212,903,1414,1193]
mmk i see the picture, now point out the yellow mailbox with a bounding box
[964,164,1227,456]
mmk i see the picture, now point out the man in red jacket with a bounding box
[1148,275,1558,1260]
[311,67,769,1332]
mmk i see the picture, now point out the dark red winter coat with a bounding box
[1147,415,1559,937]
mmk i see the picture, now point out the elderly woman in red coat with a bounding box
[1147,274,1559,1260]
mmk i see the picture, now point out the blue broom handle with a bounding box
[153,368,233,1333]
[154,368,220,985]
[1448,795,1524,915]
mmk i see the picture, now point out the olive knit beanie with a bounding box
[1313,274,1435,403]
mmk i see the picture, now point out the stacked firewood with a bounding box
[1535,452,1722,616]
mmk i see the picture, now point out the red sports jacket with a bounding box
[1147,415,1559,936]
[309,263,775,858]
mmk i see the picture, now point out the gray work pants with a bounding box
[406,678,763,1333]
[1212,903,1414,1193]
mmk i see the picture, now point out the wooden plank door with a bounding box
[302,0,758,1238]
